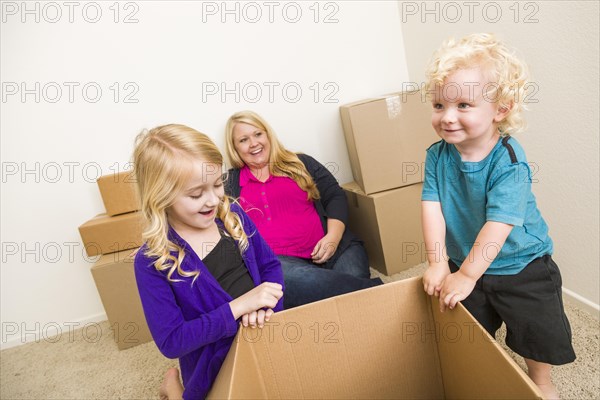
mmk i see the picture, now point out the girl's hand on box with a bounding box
[438,270,476,312]
[229,282,282,320]
[423,263,451,297]
[241,308,274,329]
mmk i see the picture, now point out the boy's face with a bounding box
[431,67,508,154]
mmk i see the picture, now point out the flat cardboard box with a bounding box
[208,277,542,399]
[97,171,140,216]
[90,249,153,350]
[340,90,438,195]
[78,212,143,257]
[343,181,425,275]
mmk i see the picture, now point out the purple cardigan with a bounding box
[134,203,284,400]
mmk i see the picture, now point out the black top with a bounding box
[202,230,255,300]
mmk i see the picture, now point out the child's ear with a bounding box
[494,102,512,122]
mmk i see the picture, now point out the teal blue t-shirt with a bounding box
[421,136,553,275]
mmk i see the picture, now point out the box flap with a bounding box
[341,181,363,195]
[339,107,366,192]
[208,333,267,399]
[431,298,544,399]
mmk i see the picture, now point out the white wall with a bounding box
[399,1,600,310]
[3,1,598,350]
[1,1,410,348]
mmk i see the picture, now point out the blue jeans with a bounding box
[279,243,382,309]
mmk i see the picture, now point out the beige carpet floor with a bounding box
[2,263,599,399]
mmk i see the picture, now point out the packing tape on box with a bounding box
[385,95,401,119]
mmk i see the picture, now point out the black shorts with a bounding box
[449,255,576,365]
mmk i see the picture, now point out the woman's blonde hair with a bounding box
[133,124,248,282]
[224,111,320,201]
[425,33,530,135]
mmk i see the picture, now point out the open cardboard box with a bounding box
[208,277,542,399]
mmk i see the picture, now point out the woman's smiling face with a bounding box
[232,122,272,170]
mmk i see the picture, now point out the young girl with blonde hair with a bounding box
[133,124,284,400]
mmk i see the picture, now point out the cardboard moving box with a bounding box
[97,171,140,216]
[340,90,438,195]
[343,181,425,276]
[208,277,542,399]
[91,249,153,350]
[78,212,143,257]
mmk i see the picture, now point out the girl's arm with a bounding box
[135,258,239,359]
[438,221,513,311]
[422,200,451,296]
[241,209,285,312]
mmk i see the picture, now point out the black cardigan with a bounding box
[224,153,360,268]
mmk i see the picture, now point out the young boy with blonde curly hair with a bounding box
[421,33,575,399]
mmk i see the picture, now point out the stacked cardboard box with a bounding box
[340,90,438,275]
[91,249,153,350]
[79,170,151,350]
[208,278,543,399]
[96,171,140,216]
[79,171,143,257]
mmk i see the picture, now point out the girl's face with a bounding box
[166,159,224,234]
[431,67,508,154]
[232,122,271,170]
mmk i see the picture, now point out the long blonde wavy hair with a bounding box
[133,124,249,282]
[224,111,320,201]
[425,33,530,135]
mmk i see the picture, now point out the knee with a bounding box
[333,244,370,278]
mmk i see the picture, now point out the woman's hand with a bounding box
[311,232,341,264]
[312,219,344,264]
[229,282,283,320]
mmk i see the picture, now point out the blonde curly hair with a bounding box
[425,33,530,135]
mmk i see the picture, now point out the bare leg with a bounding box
[159,368,184,400]
[525,358,559,400]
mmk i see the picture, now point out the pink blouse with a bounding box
[238,166,324,259]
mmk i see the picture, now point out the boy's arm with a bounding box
[422,200,451,296]
[439,221,513,312]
